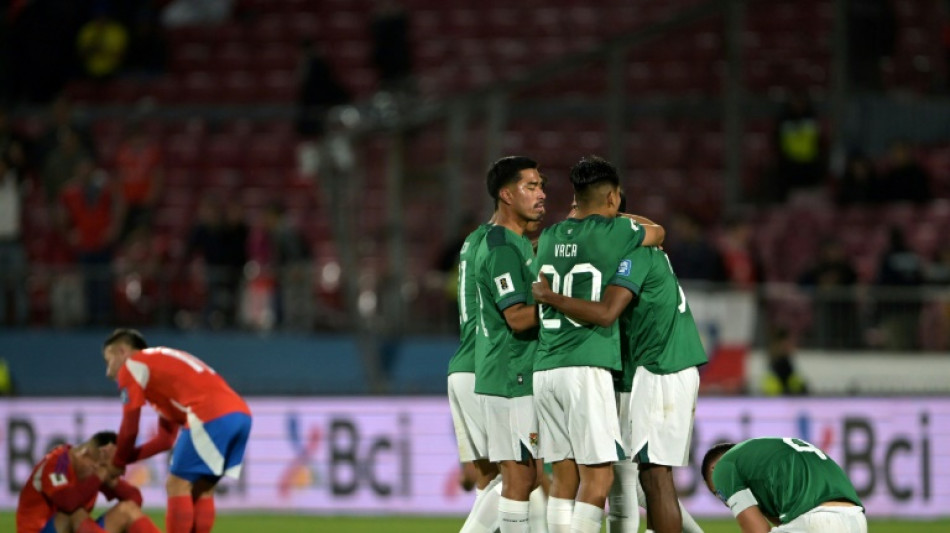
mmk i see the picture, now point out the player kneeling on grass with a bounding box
[16,431,160,533]
[702,437,866,533]
[102,329,253,533]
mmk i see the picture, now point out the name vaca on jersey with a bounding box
[554,243,578,257]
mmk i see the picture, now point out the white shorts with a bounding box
[534,366,623,465]
[448,372,489,462]
[616,391,634,459]
[771,505,867,533]
[481,394,538,462]
[628,366,699,467]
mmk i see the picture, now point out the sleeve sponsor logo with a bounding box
[495,273,515,296]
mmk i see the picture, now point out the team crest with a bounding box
[495,273,515,296]
[529,433,539,447]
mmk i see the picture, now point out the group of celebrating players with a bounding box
[16,329,251,533]
[447,155,868,533]
[14,153,868,533]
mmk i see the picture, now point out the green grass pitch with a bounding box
[4,512,948,532]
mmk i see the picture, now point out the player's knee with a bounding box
[115,500,144,522]
[166,474,193,496]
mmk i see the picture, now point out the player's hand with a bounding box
[104,463,124,481]
[532,276,554,304]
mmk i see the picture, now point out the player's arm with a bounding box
[502,303,538,333]
[128,416,179,462]
[113,406,141,470]
[532,278,632,328]
[734,506,772,533]
[100,478,143,507]
[620,213,665,247]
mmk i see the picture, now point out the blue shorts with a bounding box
[41,514,105,532]
[170,412,252,483]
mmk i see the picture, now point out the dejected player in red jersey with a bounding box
[102,329,252,533]
[16,431,159,533]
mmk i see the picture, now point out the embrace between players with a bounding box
[16,329,252,533]
[447,155,867,533]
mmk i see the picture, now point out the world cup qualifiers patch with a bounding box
[119,388,129,404]
[495,272,515,296]
[617,259,632,277]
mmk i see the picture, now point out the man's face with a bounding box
[704,460,722,503]
[103,344,129,380]
[506,169,546,223]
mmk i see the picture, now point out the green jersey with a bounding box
[472,225,538,398]
[612,246,708,391]
[534,215,645,372]
[448,223,492,375]
[712,437,863,524]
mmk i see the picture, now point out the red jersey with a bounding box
[115,142,161,205]
[16,445,96,533]
[60,182,114,253]
[117,347,250,427]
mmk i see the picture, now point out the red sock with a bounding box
[166,495,194,533]
[76,518,107,533]
[193,496,215,533]
[128,516,161,533]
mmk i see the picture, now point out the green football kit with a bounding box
[448,223,492,376]
[472,225,538,398]
[712,437,863,524]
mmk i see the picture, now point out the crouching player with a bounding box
[102,329,252,533]
[16,431,160,533]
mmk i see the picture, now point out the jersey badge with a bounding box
[119,388,129,404]
[617,259,632,276]
[495,273,515,296]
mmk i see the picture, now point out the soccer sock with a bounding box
[127,516,161,533]
[528,485,547,533]
[166,495,194,533]
[76,518,107,533]
[498,497,530,533]
[679,500,704,533]
[194,496,216,533]
[461,477,502,533]
[546,497,574,533]
[607,462,640,533]
[570,501,604,533]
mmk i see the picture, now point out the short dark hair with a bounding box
[90,430,118,447]
[569,156,620,201]
[103,328,148,350]
[701,442,737,485]
[486,156,538,207]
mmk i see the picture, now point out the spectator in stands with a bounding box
[761,327,809,396]
[41,127,91,203]
[836,150,885,206]
[252,204,312,329]
[370,0,414,95]
[296,39,352,138]
[847,0,897,91]
[113,224,167,324]
[161,0,234,28]
[718,215,762,289]
[881,140,932,204]
[114,121,164,241]
[926,245,950,285]
[0,108,31,177]
[434,213,479,332]
[77,5,129,80]
[921,244,950,350]
[772,91,827,202]
[0,156,28,326]
[59,159,122,326]
[186,198,247,328]
[35,96,96,167]
[874,225,925,349]
[798,238,861,348]
[665,212,728,283]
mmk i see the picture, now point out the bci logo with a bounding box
[280,412,412,498]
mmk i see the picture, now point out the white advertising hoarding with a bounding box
[1,397,947,517]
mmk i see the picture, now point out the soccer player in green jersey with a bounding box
[472,156,546,533]
[534,244,706,533]
[701,437,866,533]
[533,156,664,533]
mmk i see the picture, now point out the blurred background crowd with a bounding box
[1,0,949,361]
